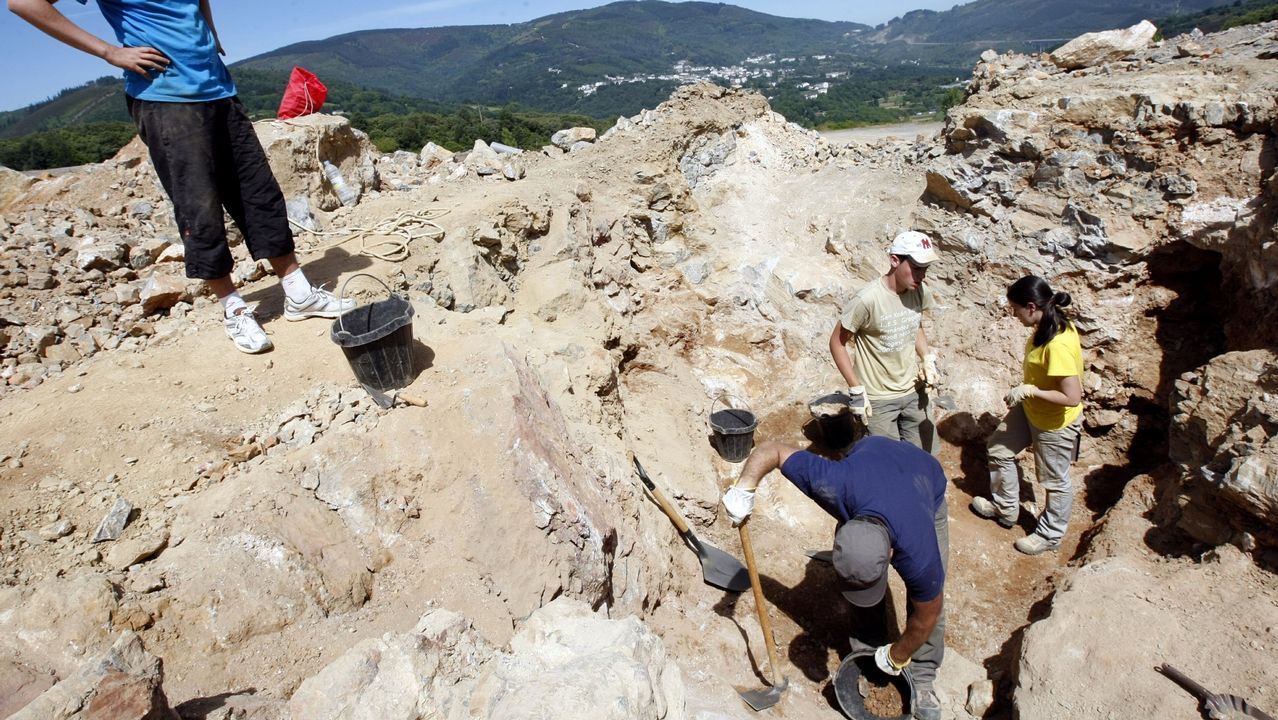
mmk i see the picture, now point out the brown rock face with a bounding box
[84,671,178,720]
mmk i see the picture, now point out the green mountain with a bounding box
[1,0,1250,168]
[1159,0,1278,36]
[235,1,868,112]
[872,0,1233,49]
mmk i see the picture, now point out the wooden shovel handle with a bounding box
[627,451,692,535]
[398,392,428,407]
[739,520,782,685]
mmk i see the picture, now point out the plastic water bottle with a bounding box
[322,160,357,207]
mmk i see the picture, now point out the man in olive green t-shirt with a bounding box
[830,231,940,453]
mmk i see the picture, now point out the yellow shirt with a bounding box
[1022,323,1084,431]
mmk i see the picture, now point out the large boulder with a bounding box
[1015,551,1278,719]
[255,113,380,211]
[1050,20,1158,70]
[468,598,687,720]
[9,631,178,720]
[0,164,36,212]
[1169,350,1278,549]
[288,609,492,720]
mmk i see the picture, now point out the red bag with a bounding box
[277,67,327,120]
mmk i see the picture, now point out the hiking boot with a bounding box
[224,307,272,354]
[913,686,941,720]
[283,286,356,321]
[1014,533,1060,556]
[970,496,1016,529]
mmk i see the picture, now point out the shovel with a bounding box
[364,385,428,409]
[1157,664,1276,720]
[628,453,751,593]
[737,519,788,711]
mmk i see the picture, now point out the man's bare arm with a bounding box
[734,441,800,492]
[8,0,169,75]
[891,594,942,664]
[198,0,224,54]
[830,322,862,387]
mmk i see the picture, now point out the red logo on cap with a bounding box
[921,237,932,248]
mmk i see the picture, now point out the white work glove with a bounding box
[1004,383,1038,407]
[921,352,940,388]
[722,486,755,526]
[847,386,872,418]
[874,644,910,676]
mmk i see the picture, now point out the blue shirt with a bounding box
[79,0,236,102]
[781,436,947,602]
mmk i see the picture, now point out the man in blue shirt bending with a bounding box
[9,0,353,353]
[723,435,949,720]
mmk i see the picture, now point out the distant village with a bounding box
[554,53,896,101]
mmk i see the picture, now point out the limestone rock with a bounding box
[1050,20,1157,70]
[1,165,37,212]
[139,271,191,314]
[75,239,128,272]
[92,497,135,543]
[468,598,687,720]
[551,127,597,149]
[0,573,120,677]
[105,530,170,570]
[420,141,454,169]
[9,631,177,720]
[1015,553,1277,719]
[289,608,491,720]
[255,114,379,212]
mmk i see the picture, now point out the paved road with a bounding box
[819,121,943,144]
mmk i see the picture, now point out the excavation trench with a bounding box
[635,237,1237,719]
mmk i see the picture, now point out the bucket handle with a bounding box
[709,393,753,422]
[335,272,396,337]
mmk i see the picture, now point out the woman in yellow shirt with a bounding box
[971,276,1084,555]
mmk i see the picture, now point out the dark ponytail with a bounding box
[1007,276,1072,347]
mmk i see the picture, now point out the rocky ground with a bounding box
[1,19,1277,720]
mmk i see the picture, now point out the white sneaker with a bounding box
[283,286,356,321]
[1014,533,1060,555]
[224,307,272,354]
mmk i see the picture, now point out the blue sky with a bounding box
[1,1,958,111]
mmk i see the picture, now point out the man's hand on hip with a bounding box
[104,45,169,77]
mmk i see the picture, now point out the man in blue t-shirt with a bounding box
[723,435,949,720]
[10,0,354,354]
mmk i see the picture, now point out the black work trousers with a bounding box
[128,96,294,279]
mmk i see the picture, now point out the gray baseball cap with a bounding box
[832,517,891,607]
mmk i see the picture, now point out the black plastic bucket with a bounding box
[809,392,857,449]
[832,650,916,720]
[329,274,415,392]
[708,395,758,463]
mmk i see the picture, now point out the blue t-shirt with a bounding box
[79,0,236,102]
[781,436,947,602]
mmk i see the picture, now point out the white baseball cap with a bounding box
[888,231,939,266]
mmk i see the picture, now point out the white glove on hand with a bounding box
[847,386,872,418]
[1004,383,1038,406]
[921,352,940,388]
[722,486,755,526]
[874,644,910,676]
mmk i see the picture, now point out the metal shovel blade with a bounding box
[629,453,750,593]
[739,679,788,712]
[688,534,751,592]
[363,383,393,408]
